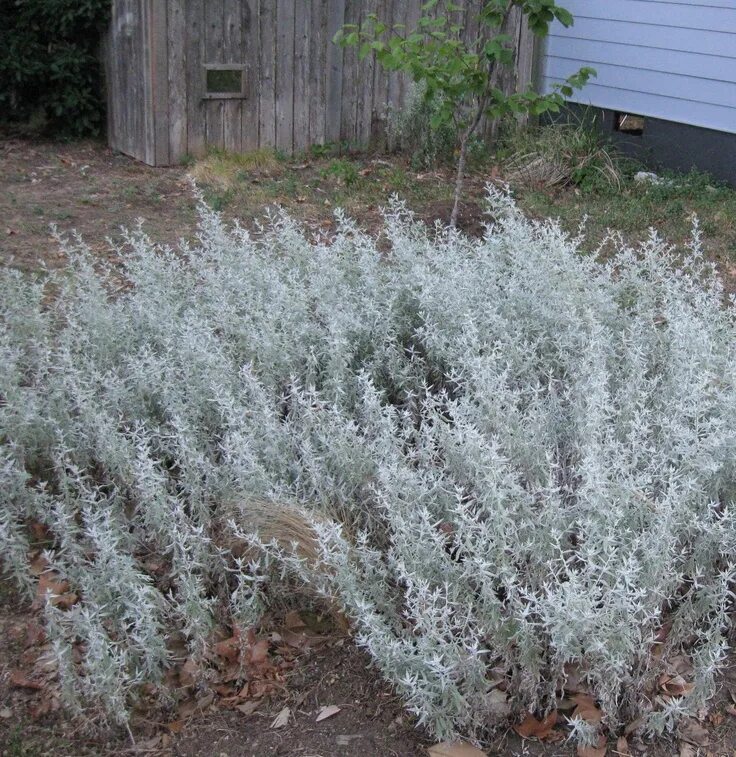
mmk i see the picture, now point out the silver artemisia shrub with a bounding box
[1,187,734,742]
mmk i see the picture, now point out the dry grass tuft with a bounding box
[504,119,622,190]
[188,148,283,191]
[224,499,328,568]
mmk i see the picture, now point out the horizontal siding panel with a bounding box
[543,1,736,134]
[543,76,736,134]
[549,17,736,58]
[546,39,736,84]
[546,58,736,108]
[631,0,736,7]
[568,0,736,31]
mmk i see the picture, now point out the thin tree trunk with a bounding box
[450,104,486,228]
[449,0,515,228]
[450,135,469,228]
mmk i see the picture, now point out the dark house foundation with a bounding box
[559,103,736,187]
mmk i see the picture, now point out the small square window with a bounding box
[204,65,246,99]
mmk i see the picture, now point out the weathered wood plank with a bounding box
[111,0,147,162]
[241,0,260,151]
[167,0,187,163]
[204,1,225,151]
[357,0,377,146]
[325,0,346,145]
[515,13,536,127]
[223,0,244,152]
[369,0,390,148]
[402,0,421,114]
[141,0,154,164]
[275,0,295,153]
[308,0,328,147]
[293,1,310,153]
[340,0,361,146]
[258,0,277,149]
[149,0,170,165]
[385,0,406,148]
[185,0,206,157]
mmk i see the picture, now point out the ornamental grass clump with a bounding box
[1,187,734,742]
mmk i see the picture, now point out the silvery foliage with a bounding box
[1,187,734,739]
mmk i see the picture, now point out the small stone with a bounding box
[0,707,12,719]
[634,171,661,184]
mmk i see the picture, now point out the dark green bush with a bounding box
[0,0,111,137]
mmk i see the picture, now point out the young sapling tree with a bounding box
[336,0,595,225]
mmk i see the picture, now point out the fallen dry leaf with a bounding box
[176,698,198,719]
[514,711,558,740]
[678,718,709,747]
[623,716,646,736]
[214,635,240,661]
[428,742,487,757]
[271,706,290,728]
[563,662,587,694]
[9,670,43,690]
[708,711,724,726]
[29,521,52,543]
[179,658,199,687]
[29,554,49,576]
[235,700,260,716]
[284,610,307,631]
[248,638,270,666]
[678,743,697,757]
[572,693,603,724]
[315,704,341,722]
[136,734,162,750]
[24,623,46,649]
[659,672,695,697]
[615,736,630,755]
[577,734,607,757]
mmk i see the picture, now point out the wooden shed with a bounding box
[104,0,535,166]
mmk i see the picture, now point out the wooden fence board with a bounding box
[167,0,187,159]
[223,0,245,152]
[369,0,390,147]
[308,0,328,147]
[293,2,310,152]
[275,0,295,153]
[109,0,534,165]
[108,0,148,162]
[205,1,226,150]
[325,0,346,144]
[356,0,377,145]
[185,0,206,157]
[340,0,360,145]
[258,0,277,149]
[241,0,260,151]
[149,0,170,165]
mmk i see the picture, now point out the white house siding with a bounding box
[541,0,736,135]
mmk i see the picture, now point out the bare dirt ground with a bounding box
[0,139,197,272]
[1,138,736,757]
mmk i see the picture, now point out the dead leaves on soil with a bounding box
[30,553,78,611]
[428,742,488,757]
[514,710,559,740]
[271,706,291,728]
[315,704,342,722]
